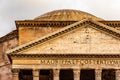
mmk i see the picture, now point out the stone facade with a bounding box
[18,26,62,45]
[0,38,18,80]
[0,9,120,80]
[21,26,120,54]
[0,65,12,80]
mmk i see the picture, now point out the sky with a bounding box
[0,0,120,37]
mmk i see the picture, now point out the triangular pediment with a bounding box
[7,19,120,55]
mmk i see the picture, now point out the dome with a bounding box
[34,9,103,21]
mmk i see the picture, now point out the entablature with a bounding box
[15,20,76,27]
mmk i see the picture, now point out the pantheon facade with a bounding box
[0,9,120,80]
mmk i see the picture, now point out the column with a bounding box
[12,69,19,80]
[95,69,102,80]
[116,69,120,80]
[73,69,80,80]
[33,69,39,80]
[53,69,60,80]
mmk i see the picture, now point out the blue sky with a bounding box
[0,0,120,37]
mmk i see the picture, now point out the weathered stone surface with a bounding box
[0,64,12,80]
[0,44,4,63]
[21,26,120,54]
[3,38,18,51]
[0,38,17,80]
[19,27,62,45]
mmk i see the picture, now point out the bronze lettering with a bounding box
[38,59,120,65]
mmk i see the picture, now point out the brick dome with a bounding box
[34,9,103,21]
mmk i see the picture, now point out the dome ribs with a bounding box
[34,9,102,21]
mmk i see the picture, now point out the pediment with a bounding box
[7,19,120,55]
[18,26,120,54]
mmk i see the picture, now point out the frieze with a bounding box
[13,59,120,66]
[35,59,120,65]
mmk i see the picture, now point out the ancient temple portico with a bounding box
[9,54,120,80]
[12,68,119,80]
[5,9,120,80]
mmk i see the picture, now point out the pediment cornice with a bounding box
[7,19,120,55]
[8,54,120,59]
[15,20,76,27]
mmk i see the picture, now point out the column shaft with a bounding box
[33,69,39,80]
[95,69,102,80]
[116,69,120,80]
[53,69,60,80]
[73,69,80,80]
[12,69,19,80]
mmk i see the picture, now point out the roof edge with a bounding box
[6,19,120,54]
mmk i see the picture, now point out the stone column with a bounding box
[12,69,19,80]
[95,69,102,80]
[33,69,39,80]
[116,69,120,80]
[53,69,60,80]
[73,69,80,80]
